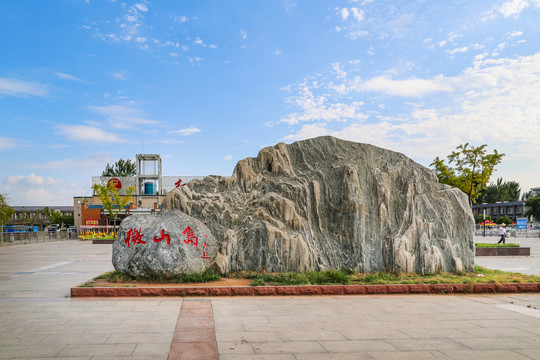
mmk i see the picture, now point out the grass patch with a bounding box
[81,266,540,288]
[233,270,350,286]
[81,268,221,287]
[228,266,540,287]
[475,243,520,248]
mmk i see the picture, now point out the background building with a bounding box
[9,206,74,230]
[472,186,540,224]
[74,154,205,230]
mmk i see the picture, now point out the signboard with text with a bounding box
[516,218,527,230]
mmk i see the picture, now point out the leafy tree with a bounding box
[19,208,41,226]
[497,215,512,225]
[41,207,59,224]
[431,143,504,206]
[58,215,74,227]
[92,182,135,232]
[522,190,533,201]
[0,193,14,242]
[525,194,540,223]
[477,178,521,203]
[102,159,136,177]
[474,214,492,224]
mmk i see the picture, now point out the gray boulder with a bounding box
[161,136,475,274]
[112,209,217,277]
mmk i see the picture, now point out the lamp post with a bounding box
[483,209,486,237]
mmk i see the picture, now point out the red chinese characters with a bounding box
[201,235,210,259]
[182,226,198,247]
[153,229,171,245]
[175,178,186,187]
[125,228,145,247]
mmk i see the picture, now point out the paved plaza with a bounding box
[0,237,539,359]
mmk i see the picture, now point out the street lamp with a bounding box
[483,209,486,237]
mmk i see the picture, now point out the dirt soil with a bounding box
[91,278,252,288]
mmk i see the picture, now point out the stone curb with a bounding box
[475,247,531,256]
[70,282,540,297]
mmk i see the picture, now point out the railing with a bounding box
[474,229,540,238]
[0,230,78,246]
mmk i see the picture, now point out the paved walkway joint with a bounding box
[169,299,218,360]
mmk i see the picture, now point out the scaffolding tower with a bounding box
[136,154,162,199]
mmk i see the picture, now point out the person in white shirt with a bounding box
[497,223,507,244]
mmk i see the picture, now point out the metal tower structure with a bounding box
[136,154,162,200]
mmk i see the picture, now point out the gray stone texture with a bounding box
[161,136,475,274]
[113,209,217,277]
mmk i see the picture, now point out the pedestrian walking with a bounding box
[497,223,507,244]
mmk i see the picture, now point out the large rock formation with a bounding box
[158,136,475,274]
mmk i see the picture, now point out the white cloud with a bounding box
[31,152,114,171]
[350,8,364,22]
[56,125,125,143]
[171,15,189,23]
[134,3,148,12]
[340,8,350,20]
[112,71,129,80]
[0,78,48,97]
[448,46,469,56]
[275,49,282,55]
[3,173,61,187]
[1,173,93,206]
[55,72,90,83]
[350,75,453,97]
[482,0,533,21]
[0,136,18,149]
[240,29,248,40]
[224,154,233,161]
[283,124,329,141]
[498,0,529,17]
[167,127,201,136]
[278,52,540,168]
[194,37,204,45]
[87,104,159,129]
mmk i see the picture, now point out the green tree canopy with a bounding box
[0,193,14,225]
[92,182,135,232]
[496,215,512,225]
[431,143,504,206]
[525,193,540,223]
[476,178,521,204]
[474,214,492,224]
[0,194,14,242]
[102,159,136,177]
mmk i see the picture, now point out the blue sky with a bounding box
[1,0,540,206]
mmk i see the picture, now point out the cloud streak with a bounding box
[0,78,48,97]
[167,127,201,136]
[56,125,125,143]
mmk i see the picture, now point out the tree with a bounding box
[525,194,540,224]
[476,178,521,203]
[0,193,14,242]
[92,182,135,233]
[497,215,512,225]
[522,190,534,201]
[102,159,136,177]
[431,143,505,206]
[474,214,491,224]
[19,208,41,226]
